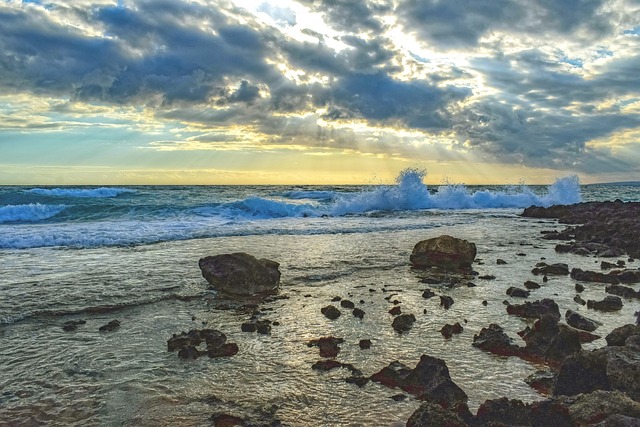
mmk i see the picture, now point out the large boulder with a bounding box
[198,253,280,295]
[410,235,477,271]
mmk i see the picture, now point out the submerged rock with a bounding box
[441,322,464,339]
[198,253,280,295]
[321,305,341,320]
[410,235,477,271]
[168,328,238,360]
[587,296,624,312]
[98,319,120,332]
[472,324,521,357]
[506,298,560,320]
[307,336,344,358]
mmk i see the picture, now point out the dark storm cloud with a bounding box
[0,2,275,105]
[397,0,613,49]
[448,47,640,172]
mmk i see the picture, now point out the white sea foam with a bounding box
[0,203,67,223]
[26,187,136,198]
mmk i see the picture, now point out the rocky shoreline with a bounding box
[58,201,639,426]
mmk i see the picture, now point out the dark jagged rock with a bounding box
[392,313,416,333]
[616,269,640,284]
[524,280,541,289]
[606,324,640,346]
[168,328,236,360]
[440,296,454,309]
[441,322,463,339]
[507,286,530,298]
[566,310,601,332]
[371,355,468,411]
[308,336,344,358]
[571,268,620,284]
[198,253,281,295]
[532,262,570,276]
[606,284,640,299]
[321,305,341,320]
[255,320,272,335]
[98,319,120,332]
[506,298,561,320]
[525,369,556,395]
[472,324,521,357]
[523,202,640,259]
[352,308,365,319]
[410,235,477,271]
[521,314,581,364]
[554,343,640,401]
[587,296,623,312]
[241,322,257,333]
[575,283,585,292]
[574,295,587,305]
[406,401,470,427]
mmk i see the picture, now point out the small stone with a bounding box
[574,295,586,305]
[321,305,341,320]
[359,339,372,349]
[482,300,488,306]
[440,296,454,309]
[241,323,257,333]
[388,306,402,316]
[524,281,540,289]
[352,308,365,319]
[575,283,585,292]
[331,296,342,302]
[391,394,407,401]
[392,314,416,333]
[98,319,120,332]
[422,289,436,299]
[506,287,530,298]
[497,259,507,265]
[340,300,355,309]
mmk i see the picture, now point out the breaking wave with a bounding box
[26,187,136,198]
[0,203,67,223]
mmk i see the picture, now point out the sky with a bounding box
[0,0,639,185]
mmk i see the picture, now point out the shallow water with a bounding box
[1,212,638,426]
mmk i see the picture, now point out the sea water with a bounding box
[0,170,639,426]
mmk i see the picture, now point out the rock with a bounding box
[308,336,344,358]
[98,319,120,332]
[340,299,355,309]
[208,343,239,358]
[554,344,640,401]
[525,370,556,395]
[241,322,257,333]
[392,314,416,333]
[472,324,521,357]
[255,320,272,335]
[606,284,640,299]
[521,314,581,364]
[575,283,585,292]
[616,270,640,284]
[406,401,470,427]
[574,295,587,305]
[478,275,496,280]
[62,319,86,332]
[359,339,372,349]
[321,305,341,320]
[532,262,570,276]
[557,390,640,425]
[388,306,402,316]
[566,310,601,332]
[474,398,538,427]
[410,235,477,271]
[352,308,365,319]
[588,296,623,312]
[345,376,369,387]
[371,355,468,410]
[198,253,281,295]
[602,261,618,269]
[211,413,245,427]
[571,268,620,284]
[524,280,541,289]
[168,328,237,360]
[422,289,436,299]
[506,298,560,320]
[594,414,640,427]
[506,286,530,298]
[606,324,640,346]
[497,259,507,265]
[441,322,463,339]
[440,296,454,309]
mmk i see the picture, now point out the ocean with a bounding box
[1,170,639,426]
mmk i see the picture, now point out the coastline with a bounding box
[0,201,638,426]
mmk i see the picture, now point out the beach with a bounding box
[1,175,639,426]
